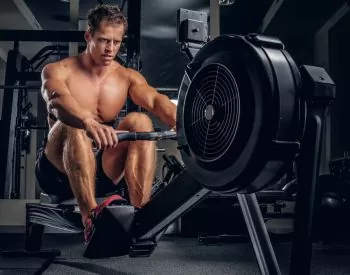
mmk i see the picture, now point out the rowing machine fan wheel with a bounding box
[176,34,306,193]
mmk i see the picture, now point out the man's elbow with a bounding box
[154,95,176,118]
[48,96,62,112]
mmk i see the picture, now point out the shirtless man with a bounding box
[35,4,177,242]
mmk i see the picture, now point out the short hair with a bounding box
[87,4,127,35]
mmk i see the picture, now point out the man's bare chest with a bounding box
[66,73,128,107]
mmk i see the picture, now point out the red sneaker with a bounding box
[84,194,127,243]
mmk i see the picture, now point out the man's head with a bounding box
[85,4,127,66]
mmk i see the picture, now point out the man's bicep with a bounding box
[128,70,157,110]
[129,83,159,111]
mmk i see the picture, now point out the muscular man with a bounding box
[35,4,177,242]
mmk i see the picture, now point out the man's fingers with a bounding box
[98,128,108,148]
[105,128,115,148]
[109,129,118,147]
[93,133,102,150]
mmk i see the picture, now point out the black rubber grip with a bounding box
[117,131,177,141]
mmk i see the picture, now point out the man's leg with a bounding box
[44,122,97,222]
[102,112,156,208]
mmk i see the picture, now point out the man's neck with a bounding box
[79,51,110,78]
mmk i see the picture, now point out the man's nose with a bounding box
[106,41,113,51]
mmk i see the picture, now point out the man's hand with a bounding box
[83,118,119,149]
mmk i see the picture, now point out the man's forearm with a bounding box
[49,94,93,129]
[154,94,177,128]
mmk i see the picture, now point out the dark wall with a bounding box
[329,12,350,159]
[220,0,272,35]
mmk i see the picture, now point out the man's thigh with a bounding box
[44,121,67,173]
[101,120,130,183]
[101,112,154,183]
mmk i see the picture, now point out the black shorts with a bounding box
[35,139,129,202]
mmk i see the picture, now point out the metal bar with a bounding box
[289,110,325,275]
[315,2,349,37]
[0,50,23,199]
[17,72,41,82]
[259,0,286,33]
[69,0,80,56]
[313,4,349,175]
[13,0,43,30]
[134,170,210,240]
[0,85,40,90]
[126,0,141,67]
[0,29,126,42]
[155,87,178,92]
[125,0,141,113]
[121,0,127,11]
[14,87,23,199]
[29,45,60,65]
[237,193,281,275]
[0,30,86,42]
[210,0,220,39]
[18,126,48,130]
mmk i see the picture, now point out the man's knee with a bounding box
[124,112,154,132]
[47,122,91,153]
[65,125,89,144]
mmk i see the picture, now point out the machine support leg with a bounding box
[290,110,325,275]
[237,193,281,275]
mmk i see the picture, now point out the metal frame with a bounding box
[314,3,349,174]
[0,30,86,42]
[0,50,26,199]
[258,0,286,33]
[0,29,127,42]
[69,0,80,56]
[210,0,220,38]
[126,0,142,113]
[237,194,281,275]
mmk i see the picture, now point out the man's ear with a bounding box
[84,29,92,42]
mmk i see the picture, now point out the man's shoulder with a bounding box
[112,62,133,80]
[52,56,76,70]
[42,57,75,78]
[122,67,146,83]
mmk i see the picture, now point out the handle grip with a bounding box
[117,131,177,142]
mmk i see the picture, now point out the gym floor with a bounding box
[1,233,350,274]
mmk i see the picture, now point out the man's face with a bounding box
[86,19,124,66]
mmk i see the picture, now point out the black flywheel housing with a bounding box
[176,34,306,193]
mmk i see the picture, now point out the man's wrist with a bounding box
[82,116,95,129]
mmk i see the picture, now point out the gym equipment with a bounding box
[116,131,176,141]
[0,29,127,42]
[177,9,209,60]
[2,33,334,275]
[313,174,350,242]
[329,152,350,182]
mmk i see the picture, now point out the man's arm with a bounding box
[41,63,93,129]
[128,69,177,129]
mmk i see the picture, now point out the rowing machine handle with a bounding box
[117,131,177,141]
